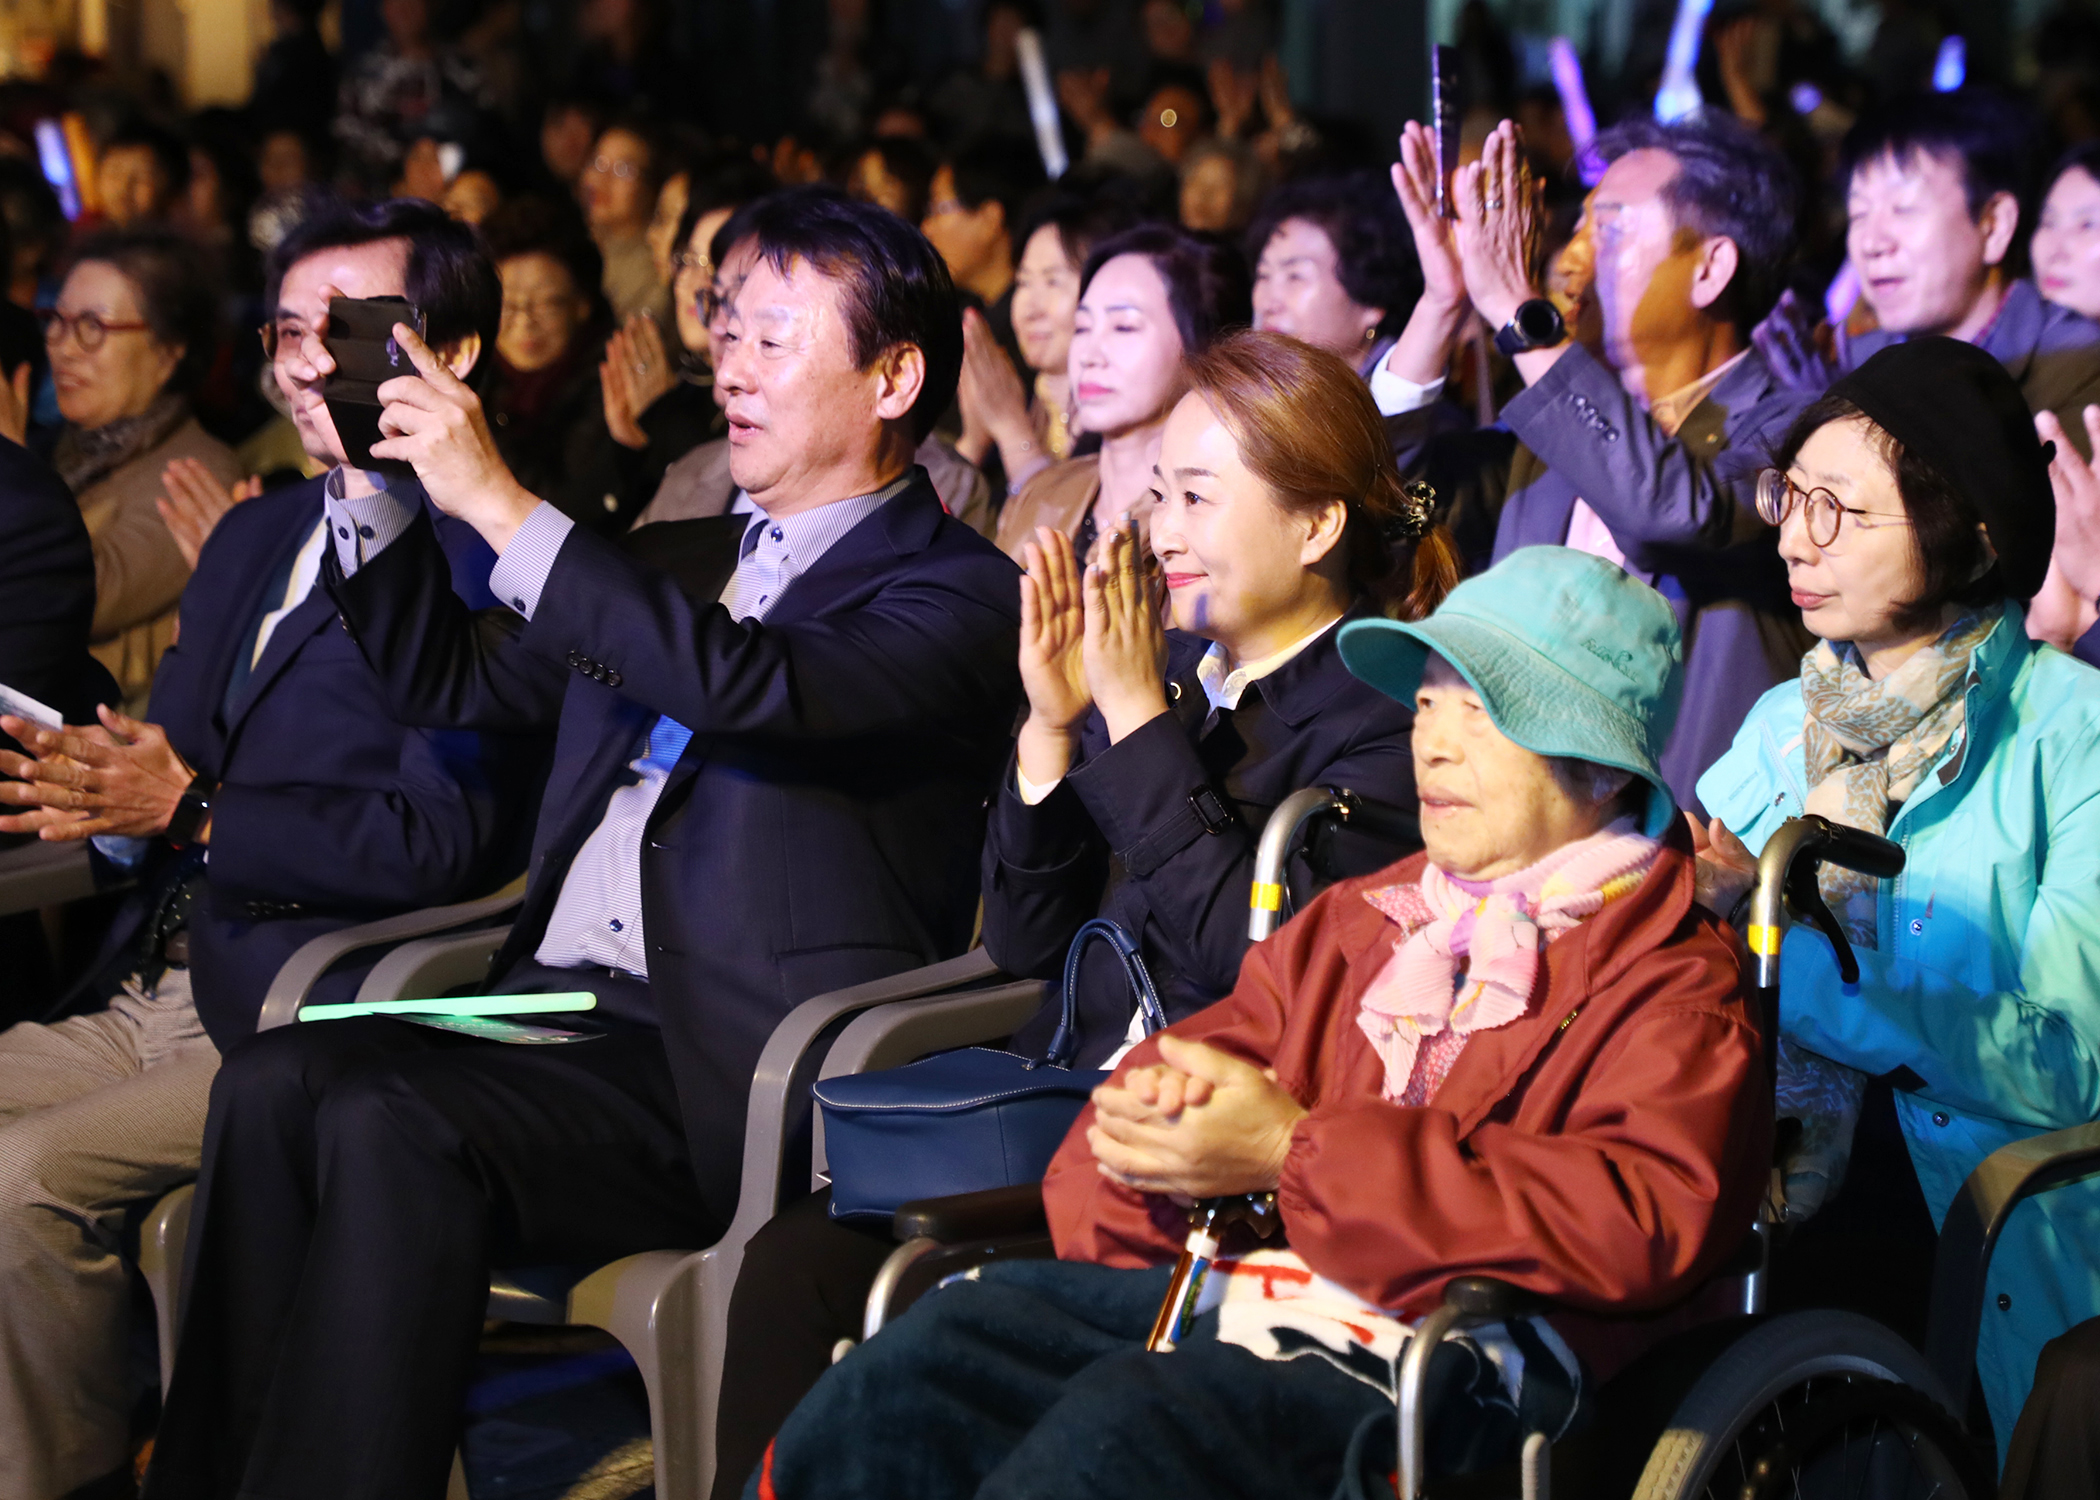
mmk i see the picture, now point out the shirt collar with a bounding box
[324,465,399,500]
[1648,349,1750,437]
[1195,615,1344,715]
[742,469,914,561]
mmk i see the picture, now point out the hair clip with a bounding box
[1381,480,1436,545]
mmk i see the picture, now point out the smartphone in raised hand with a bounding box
[322,295,424,472]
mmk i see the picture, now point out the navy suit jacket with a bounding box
[155,476,548,1047]
[983,603,1420,1065]
[0,435,116,752]
[323,469,1024,1226]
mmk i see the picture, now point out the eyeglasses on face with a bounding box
[670,248,713,278]
[39,307,149,351]
[1754,468,1915,548]
[589,155,640,180]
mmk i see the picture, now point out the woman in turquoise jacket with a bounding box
[1695,337,2100,1463]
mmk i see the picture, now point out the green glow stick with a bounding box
[299,993,597,1022]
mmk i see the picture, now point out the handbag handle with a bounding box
[1042,918,1169,1070]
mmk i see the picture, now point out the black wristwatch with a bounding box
[166,771,217,847]
[1493,298,1567,357]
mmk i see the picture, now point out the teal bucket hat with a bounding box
[1338,546,1685,837]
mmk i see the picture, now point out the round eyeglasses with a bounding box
[1754,468,1915,548]
[39,307,150,352]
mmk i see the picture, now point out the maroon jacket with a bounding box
[1043,821,1771,1377]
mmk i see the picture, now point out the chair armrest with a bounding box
[253,877,527,1031]
[0,840,101,918]
[1926,1120,2100,1413]
[352,927,513,1005]
[894,1183,1049,1245]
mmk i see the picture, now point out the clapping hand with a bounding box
[1088,1035,1306,1198]
[1015,526,1091,788]
[0,708,200,842]
[955,308,1032,470]
[2039,407,2100,605]
[600,313,675,450]
[1449,119,1543,333]
[370,322,538,549]
[158,458,263,569]
[1391,121,1466,311]
[1687,810,1758,921]
[1083,523,1170,743]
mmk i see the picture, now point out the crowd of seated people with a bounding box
[12,6,2100,1497]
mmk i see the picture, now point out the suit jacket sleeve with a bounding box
[324,507,571,732]
[1500,344,1800,566]
[979,758,1114,982]
[203,723,530,910]
[0,443,115,728]
[522,519,1021,739]
[1046,882,1764,1319]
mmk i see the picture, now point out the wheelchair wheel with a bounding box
[1631,1311,1992,1500]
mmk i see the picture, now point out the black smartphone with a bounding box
[1431,44,1461,221]
[322,295,424,471]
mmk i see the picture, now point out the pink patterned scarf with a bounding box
[1356,819,1662,1103]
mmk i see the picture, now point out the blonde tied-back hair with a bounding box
[1179,330,1459,621]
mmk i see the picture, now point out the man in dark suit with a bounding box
[145,189,1022,1500]
[0,200,544,1500]
[0,398,115,763]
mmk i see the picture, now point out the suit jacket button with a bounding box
[606,669,623,688]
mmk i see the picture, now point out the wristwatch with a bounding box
[166,771,217,847]
[1494,298,1567,357]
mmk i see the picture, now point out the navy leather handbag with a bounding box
[815,920,1169,1222]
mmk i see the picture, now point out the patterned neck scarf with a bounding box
[1355,818,1663,1103]
[53,391,189,496]
[1798,604,2000,945]
[1772,604,1999,1223]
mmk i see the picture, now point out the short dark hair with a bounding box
[1080,223,1250,354]
[1592,112,1800,336]
[1839,88,2040,224]
[1015,184,1150,275]
[744,187,963,442]
[65,226,220,392]
[482,195,607,318]
[675,158,778,257]
[101,121,191,198]
[1244,172,1422,336]
[267,198,502,387]
[942,137,1045,244]
[1772,395,2008,623]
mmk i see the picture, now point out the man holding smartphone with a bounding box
[0,199,544,1500]
[143,188,1021,1500]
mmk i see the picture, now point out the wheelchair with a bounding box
[854,808,2100,1500]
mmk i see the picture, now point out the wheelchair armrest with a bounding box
[1925,1119,2100,1415]
[252,877,527,1031]
[1440,1275,1548,1322]
[894,1184,1049,1245]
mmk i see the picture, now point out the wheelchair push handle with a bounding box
[1744,815,1904,992]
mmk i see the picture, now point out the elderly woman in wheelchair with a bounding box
[1693,338,2100,1470]
[748,547,1773,1500]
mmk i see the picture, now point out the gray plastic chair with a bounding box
[138,911,1042,1500]
[0,839,101,918]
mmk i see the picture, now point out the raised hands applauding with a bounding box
[1014,522,1170,791]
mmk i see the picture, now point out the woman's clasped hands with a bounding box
[1014,523,1171,790]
